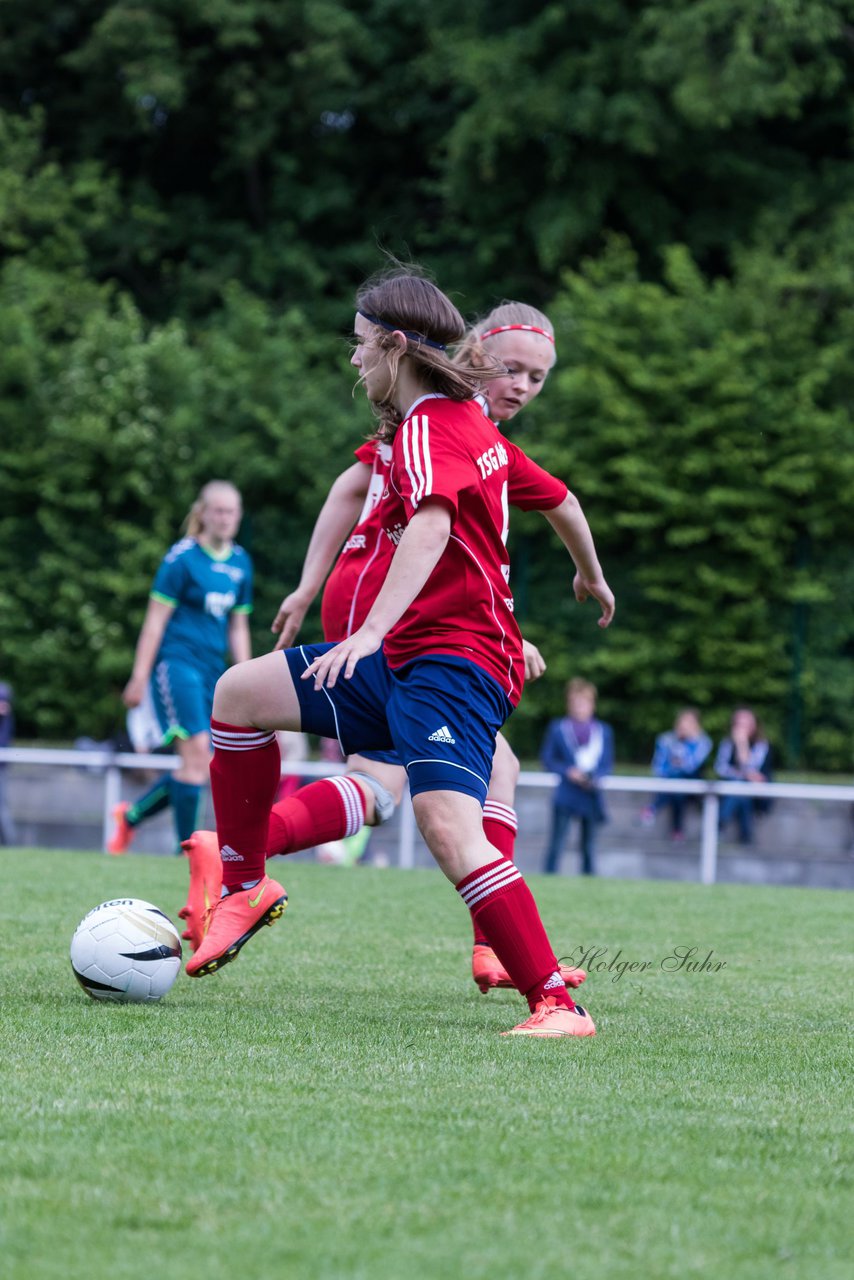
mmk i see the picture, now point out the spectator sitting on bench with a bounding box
[641,707,712,841]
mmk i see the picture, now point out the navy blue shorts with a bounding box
[283,647,511,805]
[354,747,404,768]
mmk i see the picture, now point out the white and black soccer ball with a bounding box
[70,898,182,1003]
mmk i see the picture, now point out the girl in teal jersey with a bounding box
[109,480,253,854]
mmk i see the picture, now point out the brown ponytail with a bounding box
[355,268,501,440]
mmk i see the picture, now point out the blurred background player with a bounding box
[181,269,614,1037]
[181,303,587,993]
[541,678,614,876]
[108,480,253,856]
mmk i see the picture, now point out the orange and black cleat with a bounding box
[185,875,288,977]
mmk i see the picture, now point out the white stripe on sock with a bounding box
[458,862,521,909]
[330,776,365,837]
[459,859,518,898]
[211,728,276,752]
[483,801,518,831]
[463,869,522,909]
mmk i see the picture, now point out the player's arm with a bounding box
[227,610,252,664]
[122,597,175,708]
[539,492,615,628]
[303,499,452,689]
[271,461,372,651]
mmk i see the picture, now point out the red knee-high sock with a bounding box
[473,802,518,946]
[457,858,573,1012]
[209,720,281,890]
[266,776,367,857]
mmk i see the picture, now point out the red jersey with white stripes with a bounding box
[321,440,393,641]
[381,394,567,705]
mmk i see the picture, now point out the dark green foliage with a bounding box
[509,238,854,766]
[0,271,362,735]
[1,2,852,769]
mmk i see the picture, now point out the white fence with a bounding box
[3,745,854,885]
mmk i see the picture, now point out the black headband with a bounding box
[358,310,447,351]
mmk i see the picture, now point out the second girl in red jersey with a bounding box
[184,270,614,1038]
[182,304,590,995]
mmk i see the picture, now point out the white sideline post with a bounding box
[700,792,720,885]
[103,764,122,853]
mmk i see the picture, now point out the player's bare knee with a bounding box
[214,656,290,728]
[212,665,245,722]
[349,771,397,827]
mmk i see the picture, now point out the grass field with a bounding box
[1,848,851,1280]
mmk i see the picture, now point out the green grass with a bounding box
[1,849,851,1280]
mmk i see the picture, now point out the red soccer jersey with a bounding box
[321,440,393,641]
[381,394,567,705]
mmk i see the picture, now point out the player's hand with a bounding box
[522,639,547,681]
[573,573,615,628]
[121,675,146,709]
[270,590,312,652]
[301,625,383,690]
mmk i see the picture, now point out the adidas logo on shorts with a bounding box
[427,725,456,744]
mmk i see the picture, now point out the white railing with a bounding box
[3,746,854,884]
[534,772,854,884]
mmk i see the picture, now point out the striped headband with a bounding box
[357,310,447,351]
[480,323,555,344]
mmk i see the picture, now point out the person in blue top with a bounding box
[108,480,253,855]
[640,707,712,840]
[541,678,615,876]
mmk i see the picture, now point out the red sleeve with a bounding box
[354,439,378,466]
[506,439,567,511]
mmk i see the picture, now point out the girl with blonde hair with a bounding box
[108,480,253,856]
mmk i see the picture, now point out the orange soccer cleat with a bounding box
[501,996,596,1038]
[471,945,587,994]
[558,963,588,990]
[178,830,223,952]
[471,945,508,993]
[107,801,135,855]
[185,875,288,977]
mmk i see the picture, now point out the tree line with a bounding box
[1,0,852,768]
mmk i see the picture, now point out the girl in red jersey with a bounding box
[180,304,586,996]
[281,301,580,997]
[185,270,614,1038]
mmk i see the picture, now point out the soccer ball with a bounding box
[70,898,182,1003]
